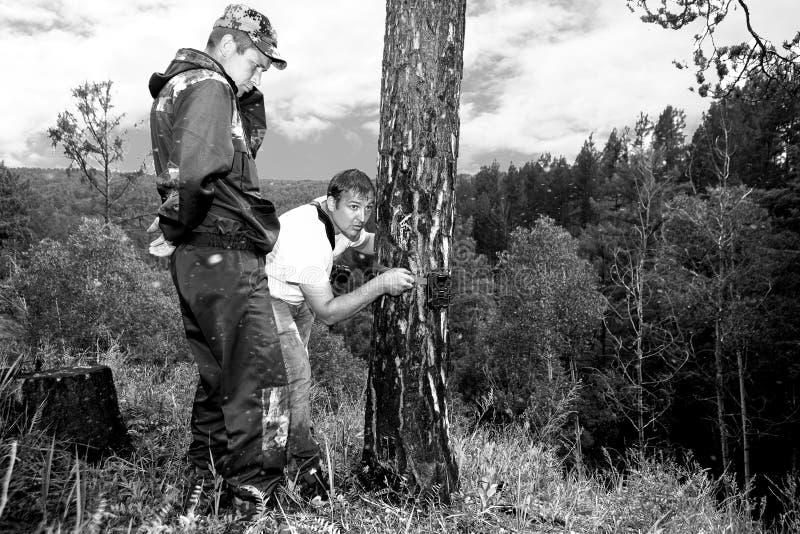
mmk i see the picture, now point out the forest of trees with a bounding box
[446,72,800,501]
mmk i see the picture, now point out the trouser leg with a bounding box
[188,379,225,473]
[270,298,322,482]
[172,260,227,473]
[172,245,288,497]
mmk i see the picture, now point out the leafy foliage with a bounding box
[662,186,775,471]
[7,218,186,364]
[475,219,605,446]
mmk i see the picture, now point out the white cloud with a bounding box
[340,127,364,152]
[360,119,380,138]
[258,2,384,132]
[270,114,332,142]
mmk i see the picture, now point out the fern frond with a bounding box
[241,484,268,517]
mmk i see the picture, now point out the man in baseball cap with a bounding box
[147,3,291,524]
[214,3,287,70]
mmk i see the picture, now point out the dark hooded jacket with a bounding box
[148,48,278,253]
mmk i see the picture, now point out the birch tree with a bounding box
[606,150,691,451]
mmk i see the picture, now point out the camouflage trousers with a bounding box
[269,297,324,484]
[170,243,288,498]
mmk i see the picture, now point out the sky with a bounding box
[0,0,797,180]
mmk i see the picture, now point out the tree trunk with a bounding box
[14,365,130,461]
[736,347,751,497]
[363,0,465,499]
[635,257,645,451]
[104,159,111,224]
[714,315,730,475]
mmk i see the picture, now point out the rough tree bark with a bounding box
[362,0,465,499]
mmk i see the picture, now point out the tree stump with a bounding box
[13,365,131,461]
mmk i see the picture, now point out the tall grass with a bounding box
[0,344,796,533]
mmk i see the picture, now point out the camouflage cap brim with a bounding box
[253,41,287,70]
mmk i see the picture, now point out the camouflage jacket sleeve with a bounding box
[238,88,267,158]
[156,78,235,242]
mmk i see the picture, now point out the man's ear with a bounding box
[218,34,236,57]
[326,195,337,212]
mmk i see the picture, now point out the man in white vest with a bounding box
[265,168,413,500]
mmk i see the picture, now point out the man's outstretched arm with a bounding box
[299,267,413,325]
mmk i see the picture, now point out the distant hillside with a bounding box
[6,167,328,246]
[260,179,326,215]
[11,167,71,181]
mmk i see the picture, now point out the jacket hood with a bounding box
[149,48,236,98]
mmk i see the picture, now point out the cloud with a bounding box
[257,2,384,138]
[340,127,364,153]
[0,0,93,36]
[270,114,332,142]
[360,119,380,138]
[456,0,705,172]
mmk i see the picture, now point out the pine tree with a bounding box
[652,105,687,180]
[364,0,466,499]
[573,135,601,228]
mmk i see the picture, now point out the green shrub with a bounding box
[463,219,605,448]
[9,218,186,365]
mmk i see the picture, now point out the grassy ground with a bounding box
[1,347,796,534]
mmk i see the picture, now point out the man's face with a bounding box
[223,46,272,97]
[327,190,375,241]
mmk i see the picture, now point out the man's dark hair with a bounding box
[327,169,375,205]
[207,27,255,54]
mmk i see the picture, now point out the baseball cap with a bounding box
[213,4,287,70]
